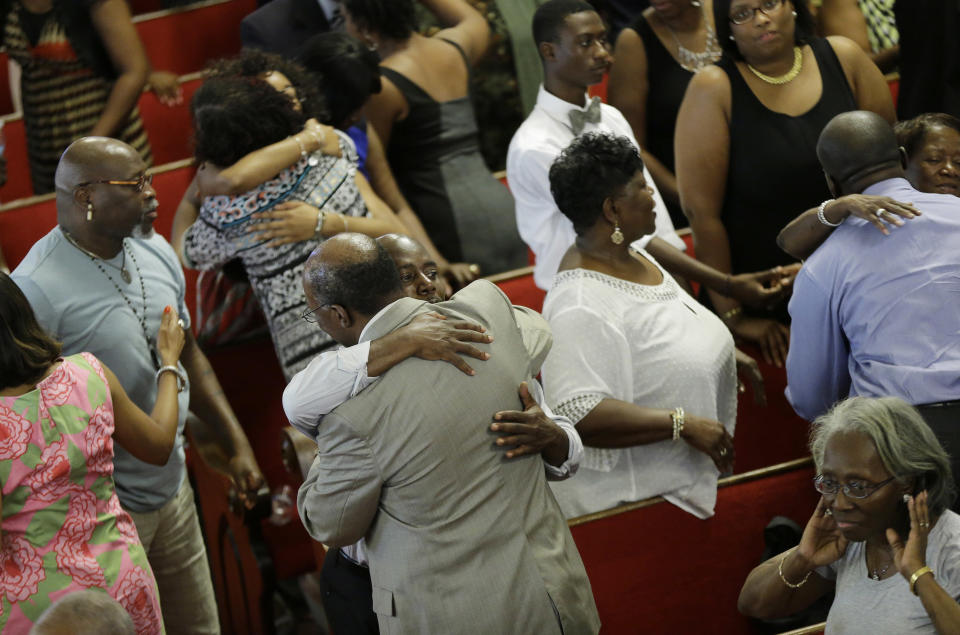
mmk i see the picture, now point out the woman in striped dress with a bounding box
[1,0,151,194]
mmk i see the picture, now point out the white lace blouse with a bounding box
[542,253,737,519]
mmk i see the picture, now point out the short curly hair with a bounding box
[341,0,417,41]
[895,113,960,161]
[206,50,330,124]
[192,75,306,167]
[548,132,645,235]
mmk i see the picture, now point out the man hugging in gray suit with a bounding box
[296,233,601,634]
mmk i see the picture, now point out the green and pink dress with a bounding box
[0,353,163,634]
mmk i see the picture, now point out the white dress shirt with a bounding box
[283,300,584,565]
[506,85,686,290]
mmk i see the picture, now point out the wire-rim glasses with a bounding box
[813,474,897,499]
[301,304,326,323]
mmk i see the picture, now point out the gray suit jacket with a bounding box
[298,280,600,634]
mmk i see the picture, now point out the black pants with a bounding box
[319,549,380,635]
[916,400,960,513]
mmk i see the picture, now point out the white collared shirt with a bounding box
[506,85,685,290]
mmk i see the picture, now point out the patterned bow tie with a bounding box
[568,97,602,135]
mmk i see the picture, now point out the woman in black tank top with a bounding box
[340,0,528,279]
[674,0,894,367]
[609,0,722,229]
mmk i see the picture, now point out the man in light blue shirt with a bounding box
[786,112,960,476]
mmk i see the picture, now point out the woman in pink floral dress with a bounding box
[0,272,185,634]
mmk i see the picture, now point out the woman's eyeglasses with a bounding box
[813,474,897,499]
[729,0,785,25]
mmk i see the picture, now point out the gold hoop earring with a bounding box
[86,202,94,222]
[610,225,624,245]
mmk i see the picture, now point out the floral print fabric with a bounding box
[0,353,163,634]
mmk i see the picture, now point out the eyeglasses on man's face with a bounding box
[813,474,897,500]
[729,0,786,25]
[301,304,326,324]
[75,172,154,193]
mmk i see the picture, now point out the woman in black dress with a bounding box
[674,0,893,367]
[608,0,722,228]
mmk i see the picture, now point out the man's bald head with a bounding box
[817,111,904,191]
[30,589,134,635]
[303,233,404,318]
[376,233,427,261]
[54,137,143,194]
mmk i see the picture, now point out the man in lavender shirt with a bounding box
[786,111,960,500]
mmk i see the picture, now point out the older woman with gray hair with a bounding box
[739,397,960,633]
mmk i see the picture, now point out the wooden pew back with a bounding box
[569,459,819,635]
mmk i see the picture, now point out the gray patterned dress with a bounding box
[183,140,367,380]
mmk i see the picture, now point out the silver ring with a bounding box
[920,521,929,528]
[825,508,833,516]
[719,447,728,457]
[177,319,185,329]
[875,207,887,217]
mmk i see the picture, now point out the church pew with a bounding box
[569,458,819,635]
[139,73,203,165]
[0,72,202,203]
[133,0,257,75]
[0,113,32,203]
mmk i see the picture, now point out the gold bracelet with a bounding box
[670,407,685,441]
[909,566,933,595]
[778,552,812,589]
[721,306,743,322]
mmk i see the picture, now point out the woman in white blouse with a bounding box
[542,132,737,519]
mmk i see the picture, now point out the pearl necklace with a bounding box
[664,12,722,73]
[747,46,803,85]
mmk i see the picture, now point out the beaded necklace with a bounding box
[62,229,158,368]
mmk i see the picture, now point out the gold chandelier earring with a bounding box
[610,220,624,245]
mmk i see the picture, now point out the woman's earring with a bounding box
[86,202,94,222]
[792,10,797,16]
[691,0,702,6]
[610,224,625,245]
[729,34,735,41]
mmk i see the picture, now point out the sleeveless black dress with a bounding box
[629,14,694,228]
[719,37,857,277]
[379,39,527,275]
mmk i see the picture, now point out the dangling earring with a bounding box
[729,34,735,41]
[610,223,624,245]
[86,202,94,222]
[791,10,797,16]
[691,0,702,6]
